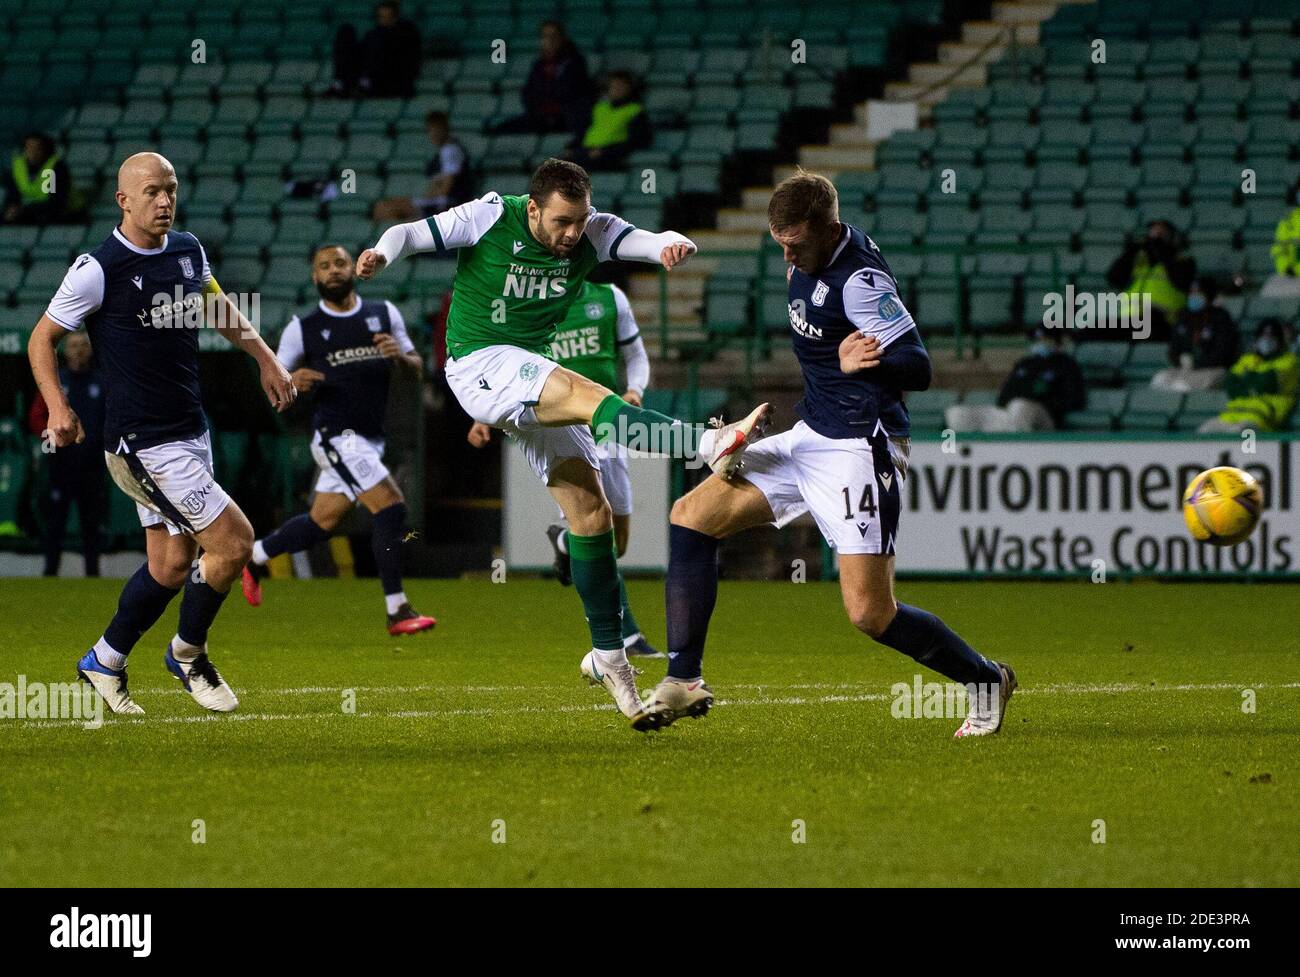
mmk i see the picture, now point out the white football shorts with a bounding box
[104,431,230,536]
[445,343,601,484]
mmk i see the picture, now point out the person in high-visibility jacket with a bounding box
[1261,202,1300,299]
[1199,318,1298,433]
[1107,219,1196,342]
[567,71,652,171]
[2,132,71,224]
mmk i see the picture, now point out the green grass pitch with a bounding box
[1,576,1296,887]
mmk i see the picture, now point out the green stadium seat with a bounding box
[1175,390,1228,430]
[1121,343,1169,384]
[1074,342,1129,387]
[906,389,958,431]
[1066,388,1127,432]
[1122,387,1183,431]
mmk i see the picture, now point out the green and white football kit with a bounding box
[374,192,675,483]
[370,191,706,728]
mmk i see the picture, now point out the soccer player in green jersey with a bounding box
[358,159,768,729]
[469,276,664,659]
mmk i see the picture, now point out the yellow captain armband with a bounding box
[203,274,223,296]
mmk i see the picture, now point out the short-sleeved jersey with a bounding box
[276,295,414,440]
[427,192,636,359]
[46,227,212,453]
[787,223,923,439]
[547,281,639,391]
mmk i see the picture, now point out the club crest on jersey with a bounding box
[518,362,540,382]
[585,302,603,319]
[178,256,195,279]
[811,280,829,307]
[366,316,382,332]
[878,294,903,321]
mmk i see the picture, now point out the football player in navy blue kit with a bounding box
[28,152,297,715]
[241,245,435,636]
[640,171,1017,738]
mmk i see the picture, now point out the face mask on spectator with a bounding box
[1030,341,1053,357]
[1187,294,1206,313]
[1256,337,1279,358]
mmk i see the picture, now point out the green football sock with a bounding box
[619,575,640,640]
[567,529,624,651]
[591,394,700,455]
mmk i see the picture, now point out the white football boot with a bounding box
[696,403,772,479]
[953,662,1017,739]
[76,649,145,715]
[639,677,714,729]
[580,649,658,728]
[165,645,239,713]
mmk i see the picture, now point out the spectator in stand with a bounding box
[1198,318,1298,433]
[1150,276,1239,392]
[1107,219,1196,341]
[3,132,74,225]
[493,21,592,137]
[27,331,106,576]
[1263,187,1300,298]
[326,1,421,99]
[372,112,472,222]
[945,327,1086,432]
[565,71,652,171]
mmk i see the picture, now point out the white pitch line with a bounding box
[4,681,1298,731]
[119,679,1300,698]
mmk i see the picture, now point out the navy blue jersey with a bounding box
[786,223,927,439]
[277,296,415,440]
[46,228,210,452]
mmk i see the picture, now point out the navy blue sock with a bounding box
[102,564,182,657]
[176,578,229,648]
[876,603,1001,687]
[371,502,407,597]
[665,524,720,679]
[260,513,330,559]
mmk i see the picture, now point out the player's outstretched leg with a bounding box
[244,512,332,606]
[534,365,772,480]
[840,555,1016,738]
[164,505,248,713]
[76,526,187,715]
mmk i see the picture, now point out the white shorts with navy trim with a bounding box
[104,432,230,537]
[739,420,904,556]
[311,430,390,500]
[445,343,601,484]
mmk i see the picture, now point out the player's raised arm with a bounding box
[358,191,507,279]
[839,268,932,391]
[584,211,697,270]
